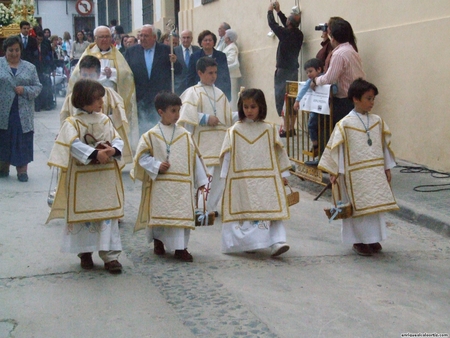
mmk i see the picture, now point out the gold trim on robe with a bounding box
[220,121,291,222]
[131,125,202,232]
[68,43,139,148]
[60,87,132,163]
[318,113,399,217]
[46,111,125,223]
[178,84,234,166]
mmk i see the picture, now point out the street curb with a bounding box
[393,200,450,238]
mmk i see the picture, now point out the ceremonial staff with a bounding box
[166,20,176,93]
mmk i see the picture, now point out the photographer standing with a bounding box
[267,2,303,137]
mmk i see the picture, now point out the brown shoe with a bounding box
[154,239,165,255]
[352,243,372,256]
[104,260,122,274]
[369,242,382,253]
[79,252,94,269]
[174,249,193,262]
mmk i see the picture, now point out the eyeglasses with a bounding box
[96,35,111,39]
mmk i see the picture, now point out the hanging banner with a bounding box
[299,83,331,115]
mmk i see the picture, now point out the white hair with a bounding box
[94,25,111,37]
[225,29,238,43]
[142,24,157,37]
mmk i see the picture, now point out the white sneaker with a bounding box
[270,243,290,257]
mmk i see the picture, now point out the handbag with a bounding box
[324,182,353,221]
[195,187,215,226]
[84,133,112,164]
[286,183,300,206]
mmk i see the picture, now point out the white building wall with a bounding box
[35,0,80,37]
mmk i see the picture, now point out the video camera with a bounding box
[314,23,328,32]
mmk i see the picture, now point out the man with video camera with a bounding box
[267,1,303,137]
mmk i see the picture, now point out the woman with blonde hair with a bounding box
[62,31,72,59]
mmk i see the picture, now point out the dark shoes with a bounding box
[352,242,383,256]
[369,242,382,253]
[104,260,123,274]
[79,253,94,269]
[174,249,193,262]
[0,171,9,178]
[17,173,28,182]
[154,239,166,255]
[279,129,296,138]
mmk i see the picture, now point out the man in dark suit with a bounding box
[186,30,231,101]
[124,24,182,135]
[19,21,38,65]
[173,30,200,96]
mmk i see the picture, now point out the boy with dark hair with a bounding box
[178,57,238,216]
[132,91,208,262]
[318,78,399,256]
[293,58,337,156]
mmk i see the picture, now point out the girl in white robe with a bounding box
[219,89,292,257]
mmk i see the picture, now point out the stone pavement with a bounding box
[0,100,449,338]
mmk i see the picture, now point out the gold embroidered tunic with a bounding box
[60,87,132,163]
[131,124,207,232]
[220,121,291,223]
[178,84,235,166]
[318,112,399,218]
[47,110,125,224]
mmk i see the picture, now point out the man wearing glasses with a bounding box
[68,25,138,147]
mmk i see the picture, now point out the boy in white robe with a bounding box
[47,79,125,273]
[60,55,133,162]
[131,91,208,262]
[220,89,292,257]
[318,78,399,256]
[178,57,238,216]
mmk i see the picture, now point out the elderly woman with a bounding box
[222,29,242,111]
[0,36,42,182]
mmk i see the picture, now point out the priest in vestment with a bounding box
[61,55,132,163]
[68,26,139,148]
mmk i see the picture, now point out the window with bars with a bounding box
[97,0,106,26]
[108,0,118,26]
[142,0,153,24]
[119,0,132,33]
